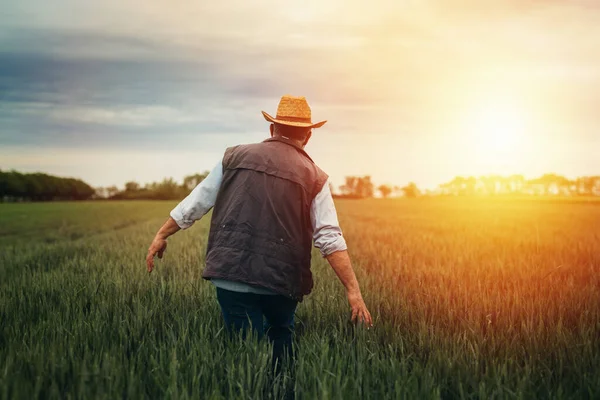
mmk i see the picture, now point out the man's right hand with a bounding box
[347,289,373,327]
[146,236,167,273]
[145,217,182,273]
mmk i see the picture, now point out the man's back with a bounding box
[203,136,328,300]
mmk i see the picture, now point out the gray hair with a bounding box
[272,124,311,141]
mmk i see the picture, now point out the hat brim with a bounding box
[262,111,327,129]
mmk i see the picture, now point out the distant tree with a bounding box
[94,187,108,199]
[464,176,477,195]
[378,184,392,198]
[4,171,26,199]
[0,171,23,200]
[106,186,119,198]
[183,172,209,191]
[125,181,140,192]
[584,176,600,195]
[339,176,374,198]
[356,176,374,198]
[506,174,525,194]
[72,178,95,200]
[528,173,572,195]
[154,178,182,200]
[401,182,420,198]
[339,176,358,197]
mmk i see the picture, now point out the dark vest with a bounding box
[202,136,328,301]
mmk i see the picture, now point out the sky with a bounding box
[1,0,599,190]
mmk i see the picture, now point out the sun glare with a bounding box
[472,105,524,153]
[456,101,533,174]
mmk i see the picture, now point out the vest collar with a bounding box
[263,136,315,163]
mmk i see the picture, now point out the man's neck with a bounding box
[273,134,305,149]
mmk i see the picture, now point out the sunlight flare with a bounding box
[471,104,525,153]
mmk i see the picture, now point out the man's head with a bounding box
[262,95,326,148]
[270,123,312,147]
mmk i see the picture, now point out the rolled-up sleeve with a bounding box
[170,159,223,229]
[311,179,347,257]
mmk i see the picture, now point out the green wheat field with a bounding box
[1,198,599,399]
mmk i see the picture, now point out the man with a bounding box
[146,94,373,375]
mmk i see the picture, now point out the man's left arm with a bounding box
[311,179,373,326]
[146,159,223,272]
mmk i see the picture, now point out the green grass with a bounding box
[1,199,599,399]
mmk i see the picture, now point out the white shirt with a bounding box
[170,155,347,294]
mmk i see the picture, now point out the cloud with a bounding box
[1,0,599,187]
[51,105,198,127]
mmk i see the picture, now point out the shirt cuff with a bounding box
[318,234,348,258]
[170,207,194,230]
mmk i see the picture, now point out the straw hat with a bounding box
[262,95,327,129]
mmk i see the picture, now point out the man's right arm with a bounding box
[311,180,373,327]
[146,158,223,273]
[169,158,224,229]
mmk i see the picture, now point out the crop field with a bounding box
[1,198,599,399]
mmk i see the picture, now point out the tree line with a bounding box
[2,169,599,202]
[339,174,600,198]
[437,174,600,197]
[336,176,420,198]
[95,172,210,200]
[0,170,210,202]
[0,170,95,201]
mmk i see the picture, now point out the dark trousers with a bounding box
[215,287,298,376]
